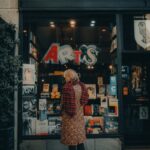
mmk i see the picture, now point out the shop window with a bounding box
[21,14,119,137]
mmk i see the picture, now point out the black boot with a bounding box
[69,145,76,150]
[77,143,85,150]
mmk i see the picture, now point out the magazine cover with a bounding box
[22,85,36,96]
[99,106,108,116]
[39,99,47,111]
[43,83,50,93]
[22,97,37,118]
[84,105,93,116]
[36,120,48,135]
[97,76,103,85]
[98,85,105,95]
[22,117,36,136]
[110,85,117,96]
[100,96,108,108]
[47,102,54,115]
[39,110,47,121]
[110,76,117,85]
[23,64,35,85]
[48,117,61,135]
[104,116,118,133]
[84,116,104,134]
[53,101,61,114]
[108,97,118,117]
[51,84,61,99]
[85,84,97,99]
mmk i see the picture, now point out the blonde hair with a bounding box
[64,69,79,82]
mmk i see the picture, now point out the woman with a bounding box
[61,69,89,150]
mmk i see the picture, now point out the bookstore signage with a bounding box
[43,43,99,65]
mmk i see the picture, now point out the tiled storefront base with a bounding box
[20,138,122,150]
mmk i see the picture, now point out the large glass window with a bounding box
[22,14,119,137]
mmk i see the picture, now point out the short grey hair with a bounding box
[64,69,79,82]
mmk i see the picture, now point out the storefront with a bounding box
[19,0,150,149]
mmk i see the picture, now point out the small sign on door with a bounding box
[139,106,149,120]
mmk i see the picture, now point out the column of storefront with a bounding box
[0,1,19,150]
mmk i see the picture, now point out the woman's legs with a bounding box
[77,143,85,150]
[69,145,76,150]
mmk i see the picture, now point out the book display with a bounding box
[21,16,120,138]
[22,62,119,137]
[20,11,150,146]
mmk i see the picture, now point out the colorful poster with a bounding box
[85,84,97,99]
[108,97,118,117]
[84,116,104,134]
[105,116,118,133]
[43,83,50,93]
[51,84,61,99]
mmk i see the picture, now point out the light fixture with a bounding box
[101,28,107,32]
[70,19,76,28]
[90,23,95,27]
[49,21,55,28]
[91,20,96,24]
[50,24,55,28]
[87,65,94,70]
[109,64,113,70]
[23,30,27,33]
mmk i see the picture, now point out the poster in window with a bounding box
[22,97,37,118]
[108,96,118,117]
[36,120,48,135]
[100,96,108,108]
[48,117,61,135]
[39,99,47,111]
[139,106,149,120]
[84,116,104,134]
[23,64,35,84]
[104,116,118,133]
[22,117,36,136]
[84,105,93,116]
[43,83,50,93]
[51,84,61,99]
[85,84,96,99]
[22,85,36,96]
